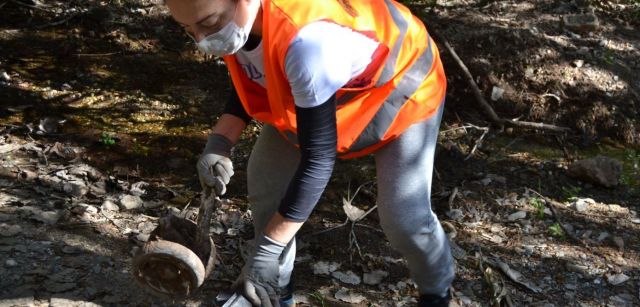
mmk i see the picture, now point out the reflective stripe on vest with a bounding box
[336,0,410,106]
[348,38,434,153]
[376,0,409,86]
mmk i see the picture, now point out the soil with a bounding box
[0,0,639,306]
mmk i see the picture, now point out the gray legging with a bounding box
[246,103,454,296]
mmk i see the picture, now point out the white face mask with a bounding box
[191,0,259,56]
[195,20,250,56]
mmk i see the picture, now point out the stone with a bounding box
[129,181,148,196]
[0,213,11,222]
[23,207,64,225]
[312,261,340,275]
[63,180,88,197]
[612,236,624,250]
[6,259,17,267]
[606,273,629,286]
[573,60,584,68]
[491,86,505,101]
[577,46,589,55]
[562,14,599,32]
[101,200,120,212]
[572,198,594,212]
[118,194,143,210]
[0,224,22,237]
[143,200,163,209]
[446,209,464,221]
[567,156,623,188]
[596,231,609,242]
[331,271,361,285]
[363,270,389,285]
[508,211,527,221]
[0,71,10,81]
[335,287,365,304]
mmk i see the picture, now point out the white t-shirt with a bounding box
[235,21,380,108]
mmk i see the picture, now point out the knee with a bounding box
[380,210,437,242]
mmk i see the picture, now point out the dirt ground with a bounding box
[1,0,639,306]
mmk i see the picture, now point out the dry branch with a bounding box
[432,31,573,133]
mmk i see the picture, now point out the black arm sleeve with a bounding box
[278,95,338,222]
[223,87,253,124]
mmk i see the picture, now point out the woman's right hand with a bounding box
[197,134,234,195]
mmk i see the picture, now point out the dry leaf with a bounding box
[335,287,365,304]
[342,198,365,221]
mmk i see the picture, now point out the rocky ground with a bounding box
[1,0,639,306]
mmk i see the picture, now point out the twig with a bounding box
[432,30,572,133]
[525,188,586,246]
[448,187,459,210]
[432,30,501,124]
[354,223,383,233]
[440,125,482,134]
[37,14,77,29]
[305,219,349,237]
[465,126,489,160]
[9,0,51,11]
[74,52,121,57]
[503,119,572,133]
[541,93,562,103]
[355,204,377,223]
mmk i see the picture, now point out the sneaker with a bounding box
[279,278,295,307]
[279,295,296,307]
[418,289,453,307]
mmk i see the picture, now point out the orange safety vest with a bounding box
[223,0,446,159]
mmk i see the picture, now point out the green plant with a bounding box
[600,50,616,65]
[561,185,581,201]
[548,223,565,238]
[100,132,116,147]
[132,139,149,156]
[530,197,546,219]
[309,291,326,307]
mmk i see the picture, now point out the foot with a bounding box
[418,289,454,307]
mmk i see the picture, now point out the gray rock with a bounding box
[572,198,594,212]
[567,156,623,188]
[0,224,22,237]
[143,200,163,209]
[129,181,148,196]
[597,231,609,242]
[63,180,89,197]
[0,213,11,222]
[101,200,120,212]
[6,259,17,267]
[606,273,629,286]
[363,270,389,285]
[446,209,464,221]
[20,206,64,225]
[508,211,527,221]
[118,194,143,210]
[562,14,599,32]
[577,46,589,55]
[331,271,361,285]
[572,60,584,68]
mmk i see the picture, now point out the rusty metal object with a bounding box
[132,189,219,298]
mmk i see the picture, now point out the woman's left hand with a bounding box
[239,235,285,307]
